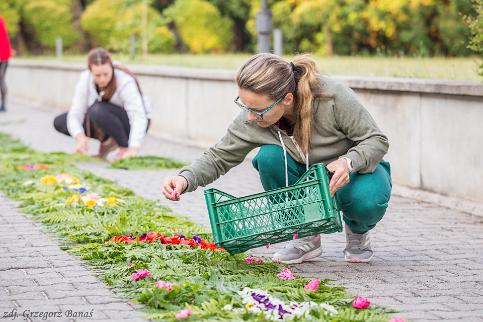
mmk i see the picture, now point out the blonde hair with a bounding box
[236,53,324,153]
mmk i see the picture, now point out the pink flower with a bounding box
[155,280,174,291]
[175,309,192,320]
[389,318,405,322]
[130,269,153,281]
[127,263,135,268]
[277,268,296,280]
[304,278,321,291]
[293,233,299,240]
[352,296,371,309]
[244,257,264,264]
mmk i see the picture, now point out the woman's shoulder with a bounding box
[318,76,350,96]
[114,68,136,86]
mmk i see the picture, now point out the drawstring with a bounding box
[277,130,309,188]
[277,131,289,188]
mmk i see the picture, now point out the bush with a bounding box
[81,0,175,54]
[465,0,482,75]
[0,0,20,37]
[21,0,78,49]
[165,0,234,53]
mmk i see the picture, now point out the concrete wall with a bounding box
[6,60,483,205]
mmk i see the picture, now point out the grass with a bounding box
[0,132,396,321]
[16,54,481,81]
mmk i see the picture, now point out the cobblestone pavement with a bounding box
[0,196,148,322]
[1,103,483,322]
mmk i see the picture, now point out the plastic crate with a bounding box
[204,163,342,254]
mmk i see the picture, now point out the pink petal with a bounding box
[130,269,152,281]
[277,268,296,280]
[175,309,192,320]
[244,257,264,264]
[127,263,135,268]
[352,296,371,309]
[293,233,299,240]
[155,280,174,291]
[304,278,321,291]
[389,319,405,322]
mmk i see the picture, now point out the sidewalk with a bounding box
[1,102,483,322]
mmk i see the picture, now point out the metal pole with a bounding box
[129,35,137,61]
[141,0,148,60]
[55,37,63,59]
[256,0,272,53]
[273,28,283,56]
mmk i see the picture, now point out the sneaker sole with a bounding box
[275,247,323,264]
[344,253,373,263]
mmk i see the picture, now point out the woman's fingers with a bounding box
[332,173,349,196]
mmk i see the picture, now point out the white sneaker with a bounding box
[344,224,373,263]
[272,235,322,264]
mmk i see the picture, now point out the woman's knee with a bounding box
[89,102,109,121]
[252,145,284,173]
[53,113,69,135]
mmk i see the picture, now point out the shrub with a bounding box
[165,0,233,53]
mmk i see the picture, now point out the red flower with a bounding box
[111,235,136,244]
[162,236,181,245]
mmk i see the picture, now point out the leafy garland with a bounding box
[0,133,400,322]
[110,155,187,170]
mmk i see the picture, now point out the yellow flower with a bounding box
[57,174,80,185]
[245,303,254,309]
[40,175,58,185]
[65,194,81,205]
[84,199,97,208]
[105,197,118,206]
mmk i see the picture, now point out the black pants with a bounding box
[0,61,7,108]
[54,101,135,148]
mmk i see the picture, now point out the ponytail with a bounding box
[291,55,323,153]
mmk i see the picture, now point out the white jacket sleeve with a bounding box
[118,80,148,147]
[67,72,89,138]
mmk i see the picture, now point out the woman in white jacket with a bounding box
[53,48,150,159]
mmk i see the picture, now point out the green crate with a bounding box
[204,163,342,254]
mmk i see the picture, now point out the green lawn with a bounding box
[18,54,481,81]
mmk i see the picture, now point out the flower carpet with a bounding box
[0,133,403,321]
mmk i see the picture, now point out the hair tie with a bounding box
[290,62,296,72]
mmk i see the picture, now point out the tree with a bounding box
[81,0,175,54]
[0,0,20,37]
[21,0,79,52]
[164,0,234,53]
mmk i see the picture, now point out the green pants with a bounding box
[252,145,392,234]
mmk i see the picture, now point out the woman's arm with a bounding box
[333,83,389,173]
[67,71,90,138]
[118,79,148,148]
[178,112,258,192]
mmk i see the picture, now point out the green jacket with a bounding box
[179,77,389,192]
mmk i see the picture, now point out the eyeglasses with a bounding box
[234,96,283,119]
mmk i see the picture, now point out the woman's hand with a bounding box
[162,176,188,201]
[75,134,89,155]
[326,158,350,197]
[119,147,138,159]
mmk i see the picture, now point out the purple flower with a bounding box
[179,235,186,239]
[252,293,266,302]
[192,236,202,244]
[78,187,87,194]
[277,304,289,318]
[140,233,147,239]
